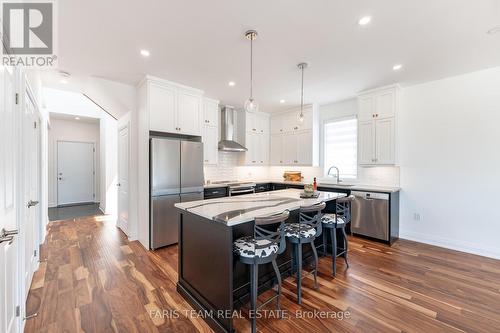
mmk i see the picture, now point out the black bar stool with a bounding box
[284,202,325,304]
[233,210,290,333]
[321,195,355,276]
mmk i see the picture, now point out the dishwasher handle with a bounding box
[351,191,389,201]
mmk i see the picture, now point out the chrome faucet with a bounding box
[327,166,341,184]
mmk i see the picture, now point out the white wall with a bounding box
[99,114,118,215]
[399,66,500,259]
[47,118,100,207]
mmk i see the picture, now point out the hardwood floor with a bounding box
[25,215,500,333]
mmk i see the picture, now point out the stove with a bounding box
[209,180,256,196]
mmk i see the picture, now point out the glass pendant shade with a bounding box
[244,98,259,112]
[297,112,304,122]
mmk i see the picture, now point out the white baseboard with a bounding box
[399,230,500,260]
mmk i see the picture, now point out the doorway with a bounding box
[56,141,96,206]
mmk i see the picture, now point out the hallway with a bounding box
[48,204,103,221]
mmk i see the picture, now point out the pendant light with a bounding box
[297,62,308,122]
[244,30,259,112]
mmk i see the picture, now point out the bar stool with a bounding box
[233,210,290,333]
[321,195,355,276]
[284,202,325,304]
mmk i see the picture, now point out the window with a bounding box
[323,117,357,179]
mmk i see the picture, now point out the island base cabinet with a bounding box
[177,211,235,333]
[176,205,340,333]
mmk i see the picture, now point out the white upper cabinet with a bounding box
[241,111,270,165]
[177,90,202,135]
[246,111,268,134]
[270,107,313,134]
[357,85,399,165]
[358,120,375,164]
[270,134,284,165]
[203,98,219,126]
[375,90,396,119]
[375,117,395,164]
[141,76,203,136]
[202,98,219,165]
[149,83,177,133]
[269,105,318,166]
[202,125,218,165]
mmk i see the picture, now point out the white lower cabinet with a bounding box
[202,125,218,165]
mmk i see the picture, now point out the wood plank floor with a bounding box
[25,214,500,333]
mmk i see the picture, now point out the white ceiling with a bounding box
[48,0,500,111]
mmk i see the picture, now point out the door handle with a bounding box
[117,183,121,187]
[27,200,39,208]
[0,236,13,244]
[1,228,18,237]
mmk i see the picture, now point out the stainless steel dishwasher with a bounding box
[351,191,390,242]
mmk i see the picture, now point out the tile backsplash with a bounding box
[204,152,400,187]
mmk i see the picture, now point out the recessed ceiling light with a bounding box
[75,117,80,120]
[393,64,403,71]
[140,49,150,57]
[358,16,372,26]
[487,26,500,34]
[280,99,285,104]
[60,79,68,84]
[228,81,235,86]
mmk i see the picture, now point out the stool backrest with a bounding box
[336,194,355,223]
[254,210,290,254]
[299,201,326,237]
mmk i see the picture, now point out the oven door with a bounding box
[229,187,255,196]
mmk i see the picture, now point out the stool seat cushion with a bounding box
[284,223,316,239]
[233,236,279,259]
[321,214,346,226]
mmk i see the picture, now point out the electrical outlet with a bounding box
[413,213,421,221]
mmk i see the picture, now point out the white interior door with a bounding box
[21,90,41,318]
[0,66,20,333]
[117,125,129,235]
[57,141,95,206]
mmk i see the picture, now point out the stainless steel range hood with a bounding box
[218,105,247,152]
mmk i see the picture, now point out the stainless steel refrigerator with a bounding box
[150,137,204,249]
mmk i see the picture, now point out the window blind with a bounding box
[324,118,357,179]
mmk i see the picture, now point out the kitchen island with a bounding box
[174,189,346,333]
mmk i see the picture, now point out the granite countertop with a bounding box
[204,180,400,193]
[175,189,346,226]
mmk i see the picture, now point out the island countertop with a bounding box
[175,189,346,226]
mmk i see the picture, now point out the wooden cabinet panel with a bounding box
[149,83,176,133]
